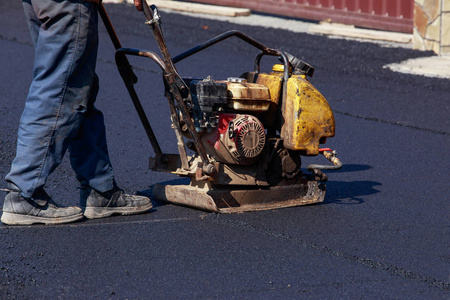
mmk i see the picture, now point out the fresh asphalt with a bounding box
[0,1,449,299]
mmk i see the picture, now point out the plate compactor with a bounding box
[99,3,342,213]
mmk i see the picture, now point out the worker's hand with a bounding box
[134,0,143,11]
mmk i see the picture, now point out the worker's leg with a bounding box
[3,0,151,224]
[68,74,116,193]
[5,0,114,199]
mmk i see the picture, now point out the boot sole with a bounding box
[83,203,153,219]
[1,212,84,225]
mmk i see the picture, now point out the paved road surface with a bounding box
[0,2,448,299]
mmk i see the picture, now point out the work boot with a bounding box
[1,189,84,225]
[80,187,153,219]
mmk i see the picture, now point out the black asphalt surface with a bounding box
[1,1,449,299]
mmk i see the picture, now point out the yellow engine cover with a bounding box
[281,75,335,155]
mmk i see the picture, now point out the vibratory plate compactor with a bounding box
[99,3,342,213]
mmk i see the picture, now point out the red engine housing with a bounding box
[201,113,266,165]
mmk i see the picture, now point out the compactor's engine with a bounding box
[182,63,336,183]
[186,77,269,165]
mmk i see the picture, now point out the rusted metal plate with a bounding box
[153,183,220,212]
[152,179,326,213]
[189,0,414,33]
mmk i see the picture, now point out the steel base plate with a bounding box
[153,179,326,213]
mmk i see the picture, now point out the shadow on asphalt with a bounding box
[323,180,381,205]
[327,163,372,173]
[318,164,380,205]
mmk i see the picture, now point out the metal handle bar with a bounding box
[172,30,281,63]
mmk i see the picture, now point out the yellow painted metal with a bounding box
[271,63,291,73]
[256,73,283,105]
[272,64,285,72]
[224,81,269,100]
[281,75,335,155]
[255,73,283,127]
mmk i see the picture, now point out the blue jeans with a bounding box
[6,0,115,199]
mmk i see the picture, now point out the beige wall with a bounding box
[413,0,450,55]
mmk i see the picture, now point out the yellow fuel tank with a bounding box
[281,75,335,155]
